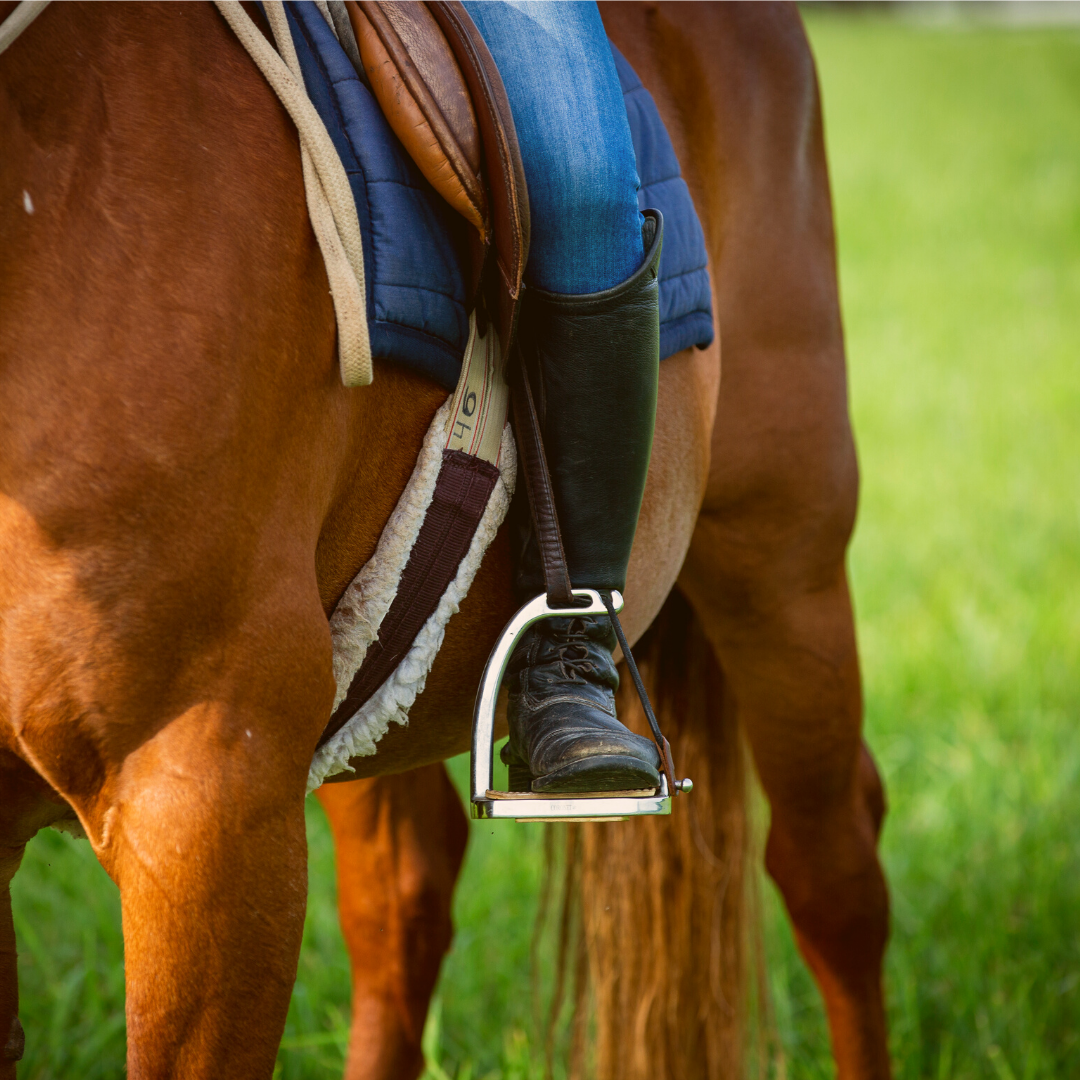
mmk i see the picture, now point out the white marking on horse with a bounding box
[22,190,33,214]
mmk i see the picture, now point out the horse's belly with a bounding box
[332,337,720,778]
[621,334,721,649]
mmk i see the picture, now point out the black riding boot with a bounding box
[504,211,663,793]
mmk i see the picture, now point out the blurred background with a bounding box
[10,4,1080,1078]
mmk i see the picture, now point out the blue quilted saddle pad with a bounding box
[283,3,714,391]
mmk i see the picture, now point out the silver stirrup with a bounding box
[470,590,692,822]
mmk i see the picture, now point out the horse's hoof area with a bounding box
[2,1017,24,1062]
[530,754,660,794]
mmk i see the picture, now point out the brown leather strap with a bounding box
[510,356,574,608]
[426,0,529,353]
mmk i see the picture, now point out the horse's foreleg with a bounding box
[18,599,339,1080]
[7,732,302,1080]
[317,765,467,1080]
[101,703,315,1079]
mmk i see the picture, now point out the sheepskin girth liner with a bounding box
[308,316,514,791]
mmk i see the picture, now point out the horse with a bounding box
[0,2,890,1078]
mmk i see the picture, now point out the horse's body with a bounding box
[0,3,889,1078]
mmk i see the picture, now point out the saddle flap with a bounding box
[346,0,528,352]
[428,0,529,353]
[347,1,488,238]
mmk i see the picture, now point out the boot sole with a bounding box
[528,754,661,794]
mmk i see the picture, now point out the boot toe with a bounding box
[504,614,663,794]
[507,698,661,792]
[530,753,661,794]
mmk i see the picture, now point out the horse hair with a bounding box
[538,587,758,1079]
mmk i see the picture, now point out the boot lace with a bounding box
[551,619,599,683]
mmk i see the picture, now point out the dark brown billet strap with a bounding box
[426,0,529,354]
[510,352,574,609]
[317,449,500,751]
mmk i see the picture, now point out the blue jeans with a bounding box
[462,1,644,295]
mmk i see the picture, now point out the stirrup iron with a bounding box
[470,589,692,822]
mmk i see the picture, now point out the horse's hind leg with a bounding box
[673,10,890,1069]
[678,241,891,1080]
[681,387,889,1076]
[317,765,467,1080]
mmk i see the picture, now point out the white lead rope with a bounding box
[214,1,372,386]
[0,0,372,387]
[0,0,49,57]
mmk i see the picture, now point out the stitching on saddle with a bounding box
[371,321,464,353]
[375,280,467,301]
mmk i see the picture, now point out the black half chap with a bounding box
[514,210,662,598]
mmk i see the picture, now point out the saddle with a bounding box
[345,0,528,352]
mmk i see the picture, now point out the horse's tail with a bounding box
[552,587,754,1080]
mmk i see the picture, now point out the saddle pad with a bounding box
[610,44,715,361]
[283,3,713,389]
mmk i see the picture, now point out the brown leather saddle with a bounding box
[345,0,528,352]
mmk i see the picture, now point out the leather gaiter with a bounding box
[514,209,663,597]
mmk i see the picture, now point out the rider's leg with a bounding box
[464,1,661,792]
[463,1,644,294]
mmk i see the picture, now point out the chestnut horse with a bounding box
[0,2,889,1078]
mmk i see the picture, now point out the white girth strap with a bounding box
[309,314,515,791]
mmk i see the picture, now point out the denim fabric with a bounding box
[462,0,644,294]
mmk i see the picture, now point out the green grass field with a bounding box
[9,13,1080,1079]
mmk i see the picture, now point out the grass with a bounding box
[9,13,1080,1079]
[764,13,1080,1079]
